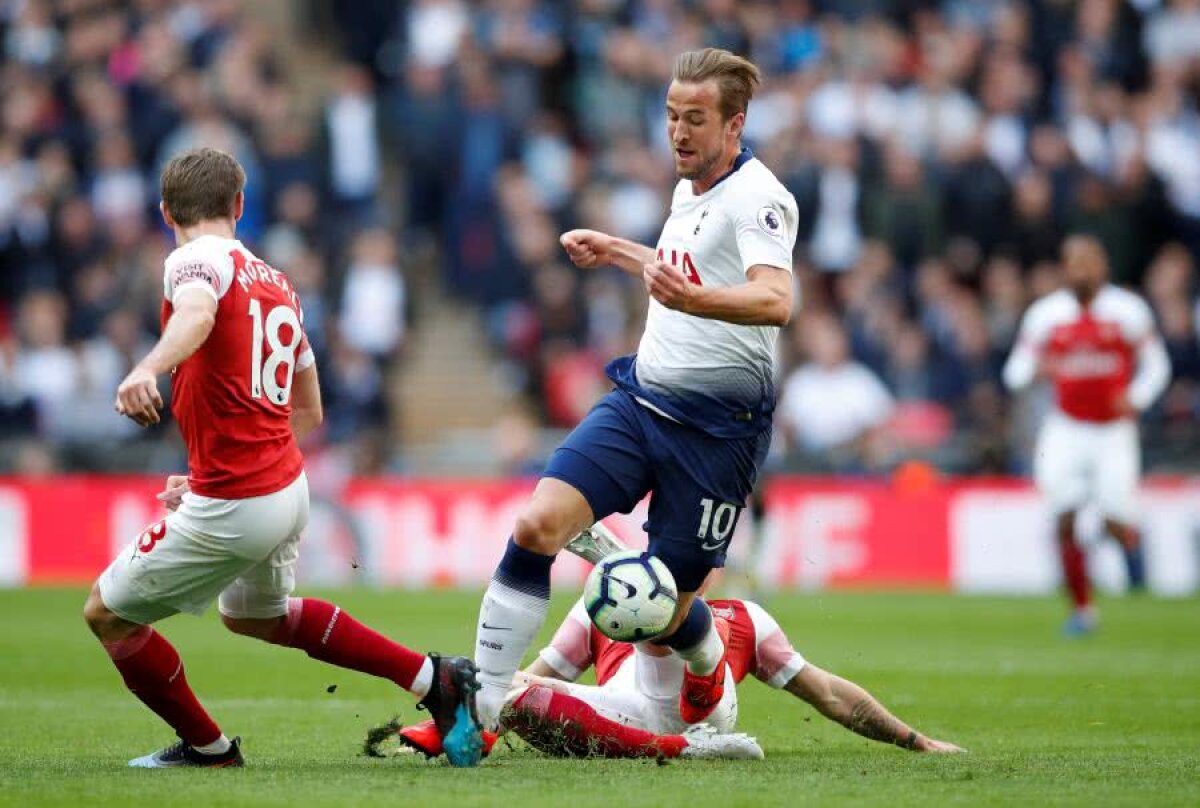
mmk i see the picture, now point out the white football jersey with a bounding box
[621,151,798,436]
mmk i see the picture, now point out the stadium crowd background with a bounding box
[2,0,1200,478]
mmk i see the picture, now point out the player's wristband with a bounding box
[901,731,919,750]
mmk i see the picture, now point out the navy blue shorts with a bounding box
[543,390,770,591]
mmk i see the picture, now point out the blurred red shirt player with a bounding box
[1004,235,1170,635]
[82,147,483,770]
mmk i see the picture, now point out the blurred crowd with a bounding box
[3,0,1200,476]
[0,0,405,475]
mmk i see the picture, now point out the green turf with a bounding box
[1,588,1197,807]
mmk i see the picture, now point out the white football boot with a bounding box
[678,724,764,760]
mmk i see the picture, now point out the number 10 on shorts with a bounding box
[697,498,740,551]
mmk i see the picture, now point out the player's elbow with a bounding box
[291,404,322,440]
[301,400,324,427]
[765,296,792,327]
[188,308,216,337]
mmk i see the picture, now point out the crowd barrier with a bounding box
[1,476,1196,594]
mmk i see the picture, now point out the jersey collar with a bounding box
[708,147,753,192]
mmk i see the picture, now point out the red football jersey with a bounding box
[161,235,314,499]
[591,599,782,687]
[1014,286,1155,423]
[1044,312,1134,421]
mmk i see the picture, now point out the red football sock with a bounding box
[508,685,686,759]
[271,598,428,693]
[1059,537,1092,610]
[104,627,222,748]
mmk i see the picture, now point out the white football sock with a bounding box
[474,580,549,728]
[193,734,231,755]
[672,620,725,676]
[410,656,434,700]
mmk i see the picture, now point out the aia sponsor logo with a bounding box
[656,247,702,286]
[136,519,168,554]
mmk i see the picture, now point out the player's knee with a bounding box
[82,585,124,638]
[221,613,285,641]
[513,507,571,555]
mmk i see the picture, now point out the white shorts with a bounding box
[1033,413,1140,523]
[98,472,309,625]
[517,651,738,736]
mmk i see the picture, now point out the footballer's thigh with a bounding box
[98,473,310,625]
[218,473,312,621]
[1033,414,1090,518]
[643,413,770,594]
[536,390,657,554]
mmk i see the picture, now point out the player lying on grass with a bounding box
[398,589,963,760]
[82,147,480,769]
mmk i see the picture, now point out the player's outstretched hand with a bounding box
[156,475,189,512]
[916,736,966,754]
[644,259,694,312]
[560,230,609,269]
[115,366,163,427]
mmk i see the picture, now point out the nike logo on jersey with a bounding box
[480,623,512,631]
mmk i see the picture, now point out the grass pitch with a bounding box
[1,588,1197,807]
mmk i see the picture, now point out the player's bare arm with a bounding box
[560,229,655,277]
[521,657,565,680]
[644,261,792,327]
[784,664,964,754]
[115,287,217,426]
[289,362,324,442]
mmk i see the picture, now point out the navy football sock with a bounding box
[1123,542,1146,591]
[653,599,724,675]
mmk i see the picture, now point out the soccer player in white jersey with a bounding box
[82,148,481,769]
[1003,235,1170,635]
[465,48,799,764]
[400,597,963,760]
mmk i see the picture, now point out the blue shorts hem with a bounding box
[648,537,725,592]
[542,447,637,523]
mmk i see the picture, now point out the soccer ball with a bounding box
[583,551,678,642]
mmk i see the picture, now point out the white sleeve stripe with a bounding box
[766,653,807,689]
[538,647,581,681]
[172,281,219,306]
[296,349,316,371]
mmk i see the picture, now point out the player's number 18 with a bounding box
[248,298,302,405]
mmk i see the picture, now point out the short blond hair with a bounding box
[672,48,761,120]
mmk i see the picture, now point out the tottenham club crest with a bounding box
[757,205,783,237]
